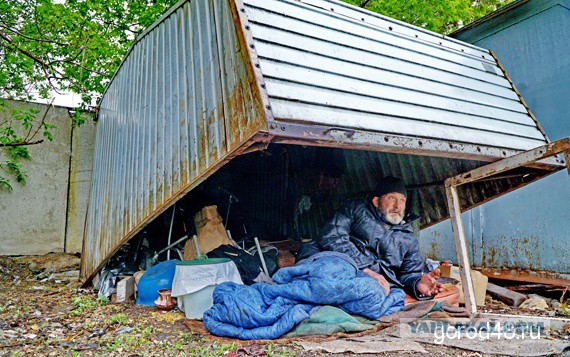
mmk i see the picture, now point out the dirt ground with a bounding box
[1,255,568,356]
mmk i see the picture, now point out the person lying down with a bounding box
[203,251,405,340]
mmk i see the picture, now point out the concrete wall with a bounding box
[420,0,570,274]
[0,99,95,255]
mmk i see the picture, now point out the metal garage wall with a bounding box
[81,0,266,280]
[245,0,548,151]
[422,0,570,274]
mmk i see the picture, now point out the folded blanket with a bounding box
[283,305,378,337]
[203,252,405,339]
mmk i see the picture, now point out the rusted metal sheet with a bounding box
[216,146,555,243]
[479,268,570,286]
[244,0,549,152]
[446,137,570,186]
[81,0,267,281]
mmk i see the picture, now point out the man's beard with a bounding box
[380,207,404,225]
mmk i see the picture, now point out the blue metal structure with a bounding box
[421,0,570,275]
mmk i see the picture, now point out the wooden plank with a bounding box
[504,284,567,292]
[445,185,477,314]
[446,137,570,186]
[486,282,527,307]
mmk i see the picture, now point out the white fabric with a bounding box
[171,260,243,297]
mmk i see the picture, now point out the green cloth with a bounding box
[283,306,379,337]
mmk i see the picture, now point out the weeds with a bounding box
[267,342,294,357]
[212,341,238,354]
[108,313,128,325]
[69,295,107,317]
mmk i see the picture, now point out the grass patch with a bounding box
[69,295,107,317]
[108,313,128,325]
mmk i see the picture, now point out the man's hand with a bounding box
[363,268,390,295]
[416,269,443,297]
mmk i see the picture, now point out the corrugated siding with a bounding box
[205,145,540,241]
[81,0,265,280]
[244,0,548,151]
[286,147,527,238]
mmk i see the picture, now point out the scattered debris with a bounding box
[388,323,570,356]
[17,253,80,274]
[2,254,569,356]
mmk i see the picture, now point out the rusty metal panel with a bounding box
[287,148,485,238]
[208,144,552,243]
[214,0,267,150]
[244,0,548,151]
[81,0,267,281]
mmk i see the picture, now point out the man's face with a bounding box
[377,192,406,225]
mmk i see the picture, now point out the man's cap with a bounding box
[373,176,407,198]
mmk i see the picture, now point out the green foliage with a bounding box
[0,0,179,104]
[108,313,128,325]
[0,99,58,190]
[69,295,107,317]
[341,0,513,34]
[0,0,178,190]
[266,342,294,357]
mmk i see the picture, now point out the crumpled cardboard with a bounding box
[184,205,232,260]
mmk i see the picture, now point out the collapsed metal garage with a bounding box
[81,0,568,313]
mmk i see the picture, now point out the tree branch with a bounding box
[0,22,69,46]
[25,98,54,143]
[0,139,44,147]
[0,32,88,93]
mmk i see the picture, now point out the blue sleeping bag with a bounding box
[203,252,405,339]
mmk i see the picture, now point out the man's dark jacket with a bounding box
[317,198,426,299]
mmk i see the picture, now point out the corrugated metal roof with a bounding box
[82,0,561,282]
[246,0,547,151]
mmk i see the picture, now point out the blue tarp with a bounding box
[203,252,405,339]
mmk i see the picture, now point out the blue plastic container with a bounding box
[136,260,179,306]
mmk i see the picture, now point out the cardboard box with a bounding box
[440,265,488,306]
[116,276,135,303]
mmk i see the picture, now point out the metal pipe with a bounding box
[167,204,176,260]
[193,235,201,258]
[254,237,270,277]
[226,230,239,248]
[152,234,189,261]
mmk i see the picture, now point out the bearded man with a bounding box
[317,176,442,300]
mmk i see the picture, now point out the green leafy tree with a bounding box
[342,0,512,34]
[0,0,178,190]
